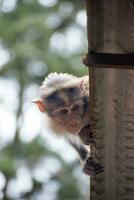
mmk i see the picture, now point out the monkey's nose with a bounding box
[70,121,77,126]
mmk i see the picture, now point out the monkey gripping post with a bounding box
[84,1,134,200]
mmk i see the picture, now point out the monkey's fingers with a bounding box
[94,163,104,174]
[83,157,104,176]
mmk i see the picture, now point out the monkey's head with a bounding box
[33,73,89,135]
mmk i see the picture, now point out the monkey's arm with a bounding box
[69,140,103,175]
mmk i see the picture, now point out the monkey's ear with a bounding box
[32,99,45,113]
[80,76,89,95]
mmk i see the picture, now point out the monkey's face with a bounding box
[44,87,89,134]
[48,102,86,133]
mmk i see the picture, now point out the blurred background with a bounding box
[0,0,89,199]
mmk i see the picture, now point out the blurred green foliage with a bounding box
[0,0,88,199]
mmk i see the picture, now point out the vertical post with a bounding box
[85,1,134,200]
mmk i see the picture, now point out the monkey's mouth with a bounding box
[67,126,81,134]
[64,120,82,134]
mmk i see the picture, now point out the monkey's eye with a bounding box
[59,109,68,115]
[71,104,79,111]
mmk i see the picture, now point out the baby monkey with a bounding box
[33,73,103,176]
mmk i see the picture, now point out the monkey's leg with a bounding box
[69,141,103,176]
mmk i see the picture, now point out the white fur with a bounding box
[42,72,77,88]
[39,72,80,98]
[67,134,82,147]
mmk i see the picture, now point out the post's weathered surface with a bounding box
[85,1,134,200]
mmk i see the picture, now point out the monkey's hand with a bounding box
[79,124,94,145]
[82,157,104,176]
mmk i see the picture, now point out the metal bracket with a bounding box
[83,51,134,69]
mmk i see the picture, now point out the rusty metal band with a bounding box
[83,52,134,69]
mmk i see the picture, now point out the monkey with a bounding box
[33,73,103,176]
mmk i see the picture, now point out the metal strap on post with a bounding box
[83,52,134,69]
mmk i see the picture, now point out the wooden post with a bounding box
[85,1,134,200]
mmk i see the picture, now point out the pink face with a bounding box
[49,102,85,134]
